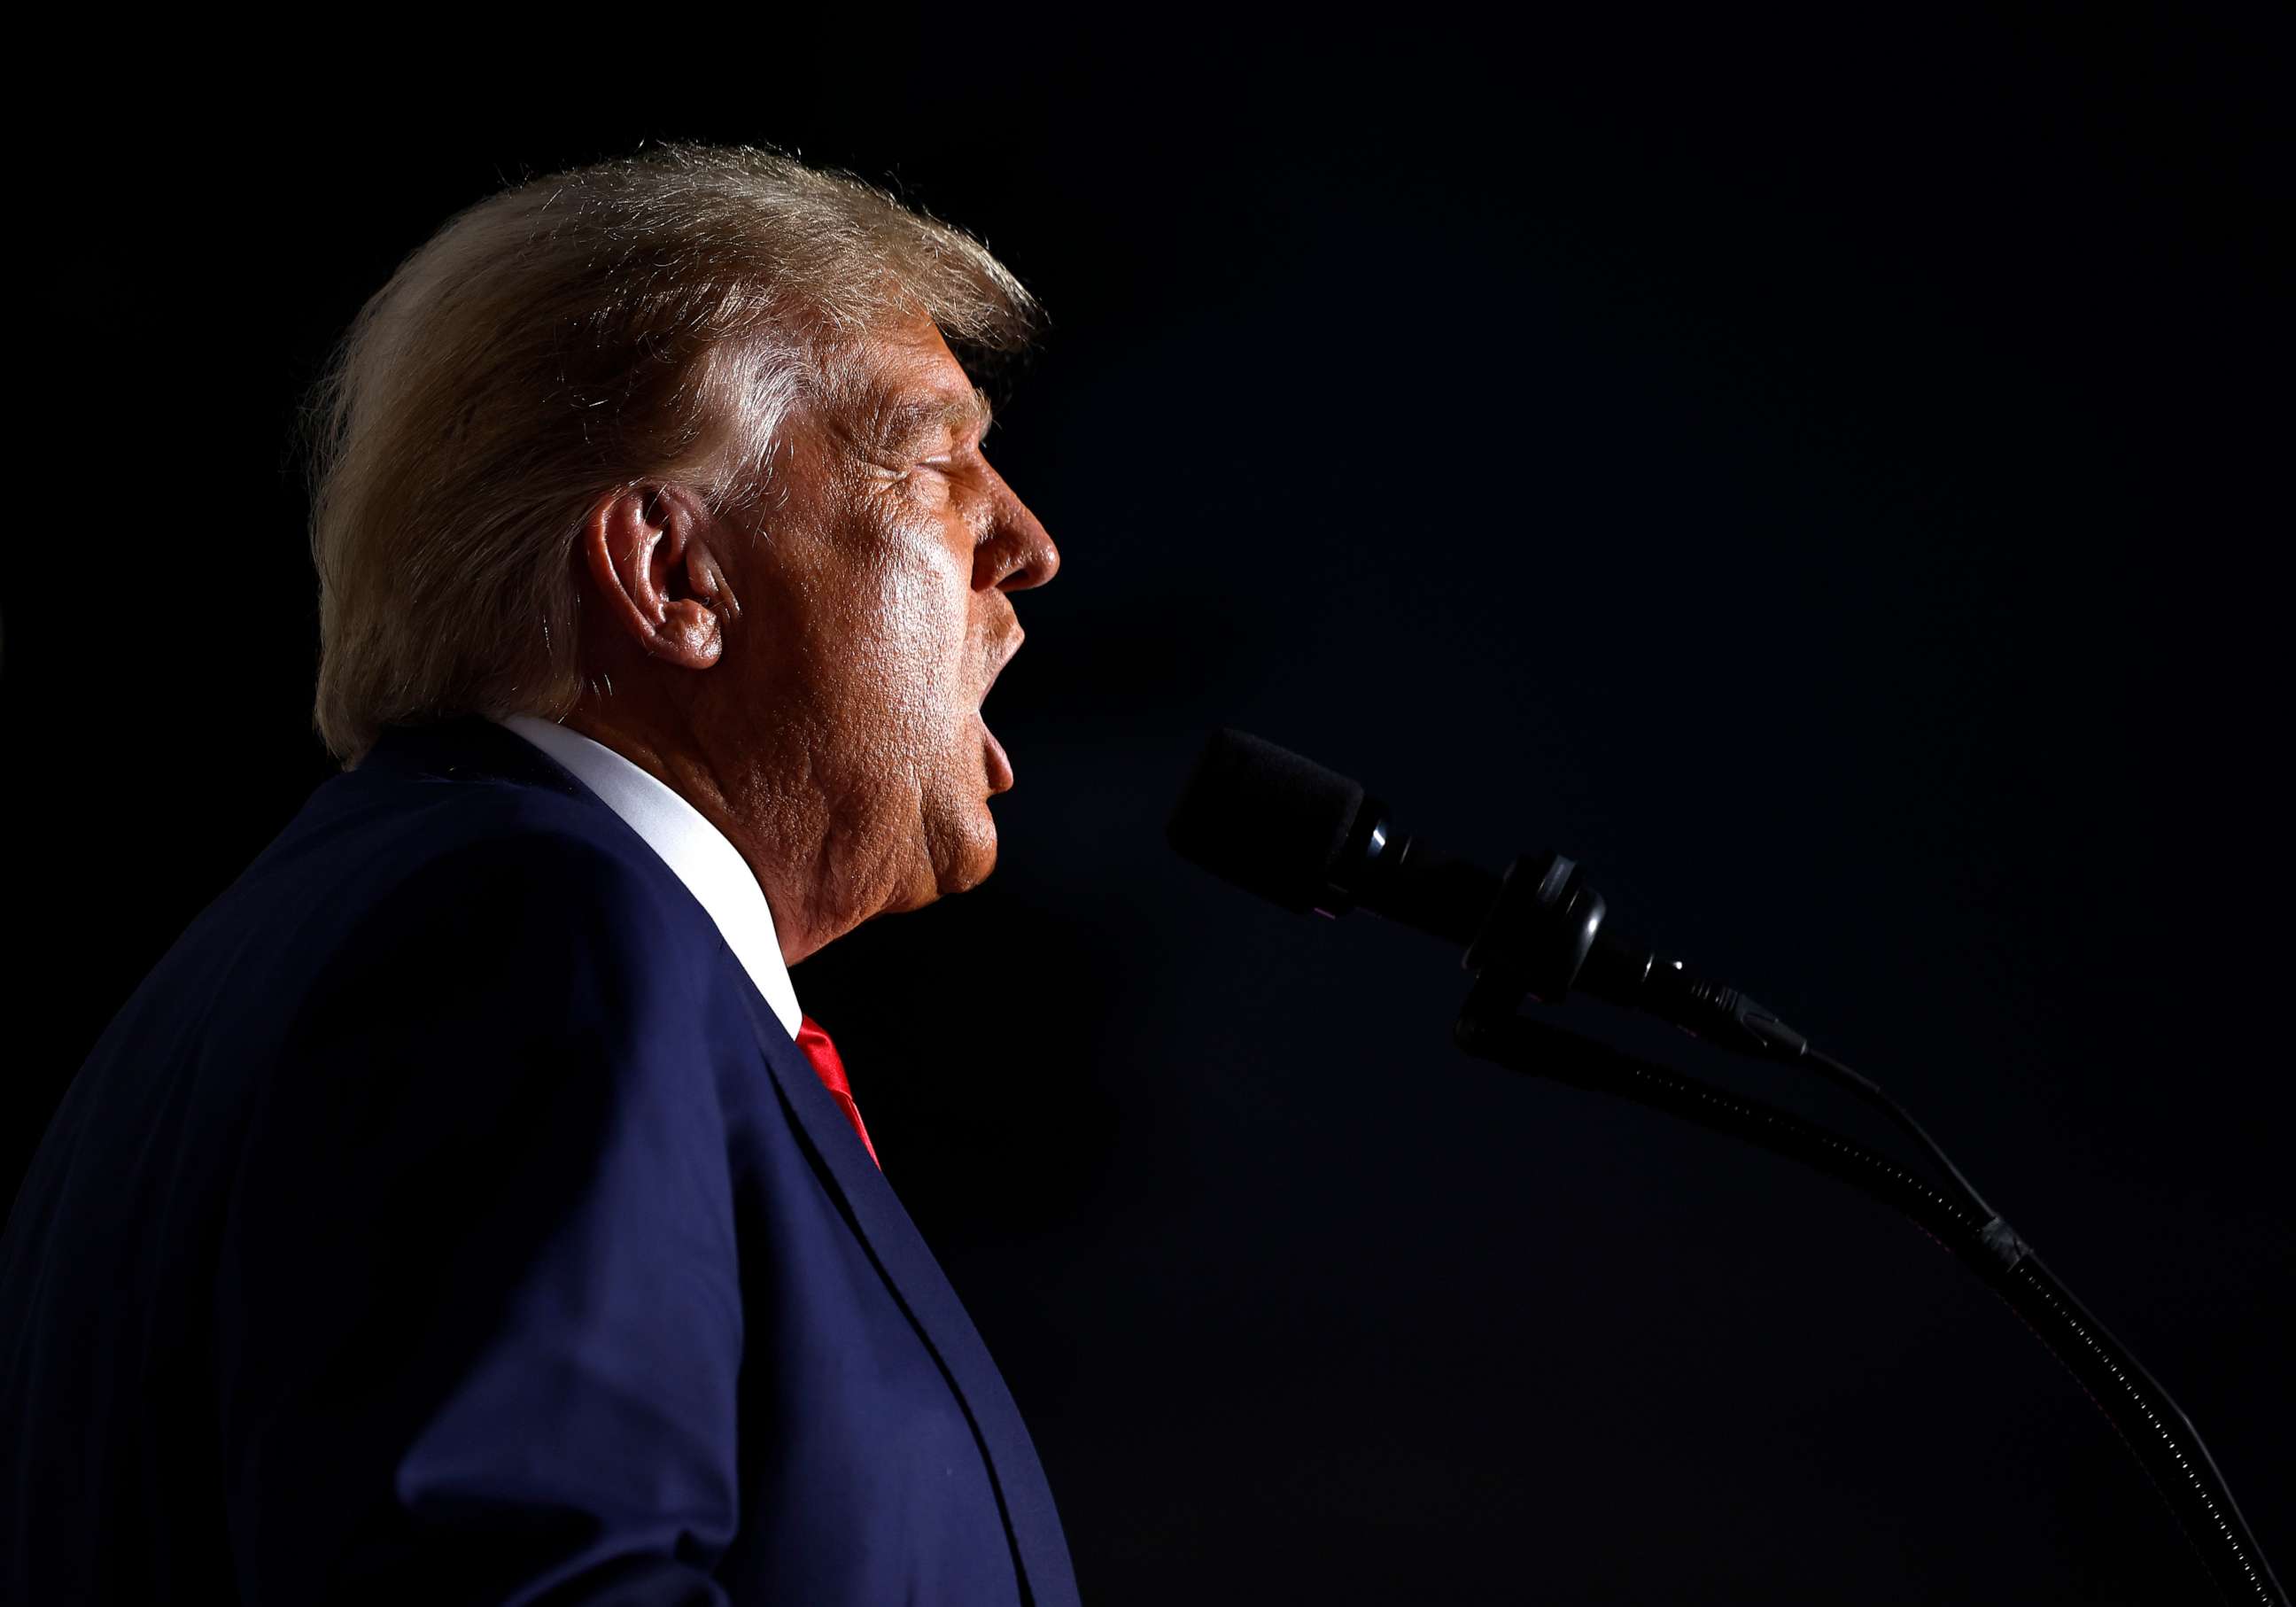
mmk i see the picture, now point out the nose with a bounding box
[977,471,1060,594]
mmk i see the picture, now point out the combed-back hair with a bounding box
[301,143,1039,765]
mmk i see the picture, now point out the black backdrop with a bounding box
[11,12,2290,1603]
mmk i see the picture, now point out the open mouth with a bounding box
[979,629,1021,794]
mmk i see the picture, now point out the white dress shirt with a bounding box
[493,713,804,1042]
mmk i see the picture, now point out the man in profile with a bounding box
[1,144,1076,1606]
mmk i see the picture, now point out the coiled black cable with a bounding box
[1454,1006,2285,1606]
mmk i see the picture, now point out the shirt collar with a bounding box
[492,713,804,1041]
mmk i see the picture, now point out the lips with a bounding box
[978,629,1022,794]
[983,629,1024,697]
[980,710,1013,793]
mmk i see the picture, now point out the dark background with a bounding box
[11,10,2290,1603]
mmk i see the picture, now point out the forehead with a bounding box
[834,317,991,449]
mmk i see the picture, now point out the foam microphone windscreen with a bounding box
[1167,728,1369,913]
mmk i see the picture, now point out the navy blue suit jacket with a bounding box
[1,717,1079,1605]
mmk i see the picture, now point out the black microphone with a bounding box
[1166,727,1810,1060]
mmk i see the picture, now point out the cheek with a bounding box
[815,541,973,747]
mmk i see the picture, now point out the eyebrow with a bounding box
[865,384,995,456]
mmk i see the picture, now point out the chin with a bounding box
[911,799,1000,906]
[942,826,1000,896]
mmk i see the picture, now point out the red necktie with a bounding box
[795,1013,880,1170]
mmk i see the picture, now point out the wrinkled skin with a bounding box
[562,315,1060,965]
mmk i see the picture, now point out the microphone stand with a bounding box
[1452,969,2286,1606]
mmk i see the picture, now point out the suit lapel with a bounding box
[732,978,1077,1607]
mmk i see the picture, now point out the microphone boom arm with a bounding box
[1453,992,2285,1607]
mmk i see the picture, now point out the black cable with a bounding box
[1455,1005,2286,1607]
[1800,1045,1999,1223]
[1787,1035,2278,1601]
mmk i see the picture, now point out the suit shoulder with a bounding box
[266,792,746,1123]
[348,809,705,985]
[208,772,731,1061]
[271,766,696,945]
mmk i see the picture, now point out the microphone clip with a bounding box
[1461,850,1608,1013]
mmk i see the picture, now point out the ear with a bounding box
[579,483,742,671]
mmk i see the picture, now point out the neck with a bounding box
[560,700,842,965]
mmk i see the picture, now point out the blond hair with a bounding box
[302,143,1038,765]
